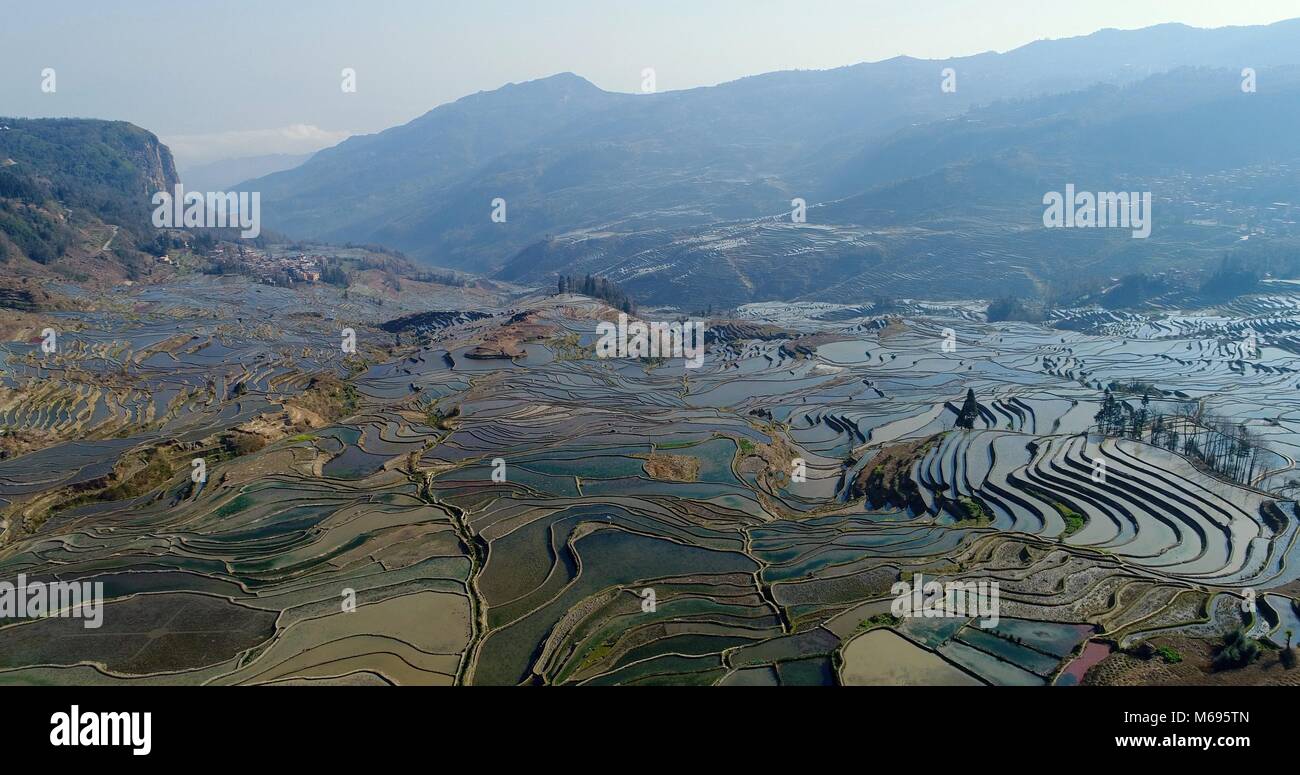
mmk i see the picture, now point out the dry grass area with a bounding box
[0,277,82,316]
[736,429,799,485]
[1085,634,1300,686]
[0,428,58,460]
[641,453,700,482]
[878,318,909,340]
[466,309,553,359]
[283,373,359,426]
[849,435,936,513]
[779,333,850,360]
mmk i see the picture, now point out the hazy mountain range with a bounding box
[8,20,1300,308]
[179,152,314,194]
[239,18,1300,306]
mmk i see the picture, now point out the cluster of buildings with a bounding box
[201,244,325,285]
[1162,164,1300,237]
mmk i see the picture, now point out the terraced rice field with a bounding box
[1,278,1298,685]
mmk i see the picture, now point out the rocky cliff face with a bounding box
[0,118,183,284]
[122,126,180,195]
[0,117,179,215]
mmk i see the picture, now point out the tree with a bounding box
[1150,413,1166,447]
[1130,403,1147,439]
[1212,629,1260,671]
[955,388,979,430]
[1094,389,1126,435]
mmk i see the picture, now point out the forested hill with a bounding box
[0,117,179,276]
[0,118,178,229]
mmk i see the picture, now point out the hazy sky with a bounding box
[2,0,1298,167]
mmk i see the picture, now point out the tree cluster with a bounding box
[558,273,635,313]
[1095,390,1266,486]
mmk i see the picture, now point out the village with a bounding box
[160,242,327,286]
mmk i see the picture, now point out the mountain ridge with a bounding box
[246,17,1300,278]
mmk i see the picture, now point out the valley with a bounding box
[4,11,1300,693]
[1,273,1296,685]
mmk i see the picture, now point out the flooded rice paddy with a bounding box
[1,278,1298,685]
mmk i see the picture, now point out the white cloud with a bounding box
[164,124,355,168]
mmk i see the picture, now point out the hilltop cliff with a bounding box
[0,118,181,290]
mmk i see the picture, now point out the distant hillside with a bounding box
[182,151,313,192]
[495,65,1300,308]
[821,66,1300,203]
[249,18,1300,278]
[0,118,179,284]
